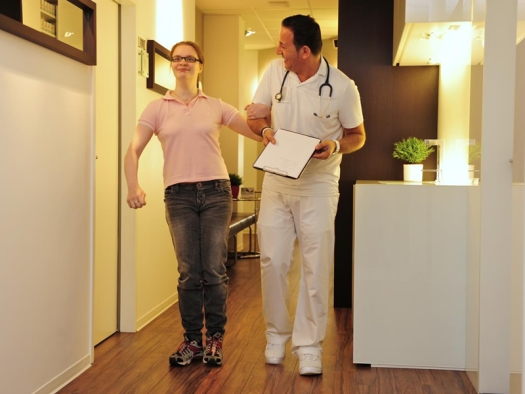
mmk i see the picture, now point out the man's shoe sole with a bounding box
[299,367,322,375]
[265,356,285,364]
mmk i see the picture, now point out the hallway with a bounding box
[58,249,477,394]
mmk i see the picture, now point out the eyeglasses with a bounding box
[171,56,201,63]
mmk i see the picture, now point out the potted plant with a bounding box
[229,173,243,198]
[392,137,435,182]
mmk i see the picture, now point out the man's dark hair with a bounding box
[282,14,323,56]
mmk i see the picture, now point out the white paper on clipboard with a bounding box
[253,129,321,179]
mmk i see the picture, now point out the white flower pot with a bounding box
[403,164,423,182]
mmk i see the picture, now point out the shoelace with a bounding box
[178,341,200,356]
[299,354,319,361]
[206,336,222,355]
[178,343,191,355]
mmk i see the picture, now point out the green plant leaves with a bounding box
[229,173,243,186]
[392,137,435,164]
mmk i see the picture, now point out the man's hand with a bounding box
[245,103,271,120]
[261,128,277,146]
[312,140,337,160]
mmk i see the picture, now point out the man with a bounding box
[246,14,366,375]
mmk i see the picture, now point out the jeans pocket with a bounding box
[164,184,177,202]
[217,179,232,196]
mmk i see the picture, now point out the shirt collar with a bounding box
[162,89,207,101]
[317,56,329,78]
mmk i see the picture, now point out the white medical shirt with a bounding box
[252,58,364,196]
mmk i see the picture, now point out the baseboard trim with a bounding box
[136,294,178,331]
[33,354,91,394]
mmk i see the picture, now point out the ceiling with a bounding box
[195,0,339,50]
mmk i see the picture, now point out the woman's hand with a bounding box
[127,187,147,209]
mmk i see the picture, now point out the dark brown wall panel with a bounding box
[334,0,439,307]
[0,1,22,21]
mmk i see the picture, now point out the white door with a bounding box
[93,0,120,345]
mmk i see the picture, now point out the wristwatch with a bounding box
[260,127,272,136]
[331,139,340,155]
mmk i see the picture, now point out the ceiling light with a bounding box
[245,29,256,37]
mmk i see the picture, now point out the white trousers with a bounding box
[257,189,339,356]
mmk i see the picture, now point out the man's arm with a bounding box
[311,122,366,160]
[340,122,366,154]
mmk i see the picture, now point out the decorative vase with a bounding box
[232,185,240,199]
[403,164,423,182]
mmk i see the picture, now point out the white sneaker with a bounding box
[265,343,285,364]
[298,353,322,375]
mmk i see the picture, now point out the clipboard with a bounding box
[253,128,321,179]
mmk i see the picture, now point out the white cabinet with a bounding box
[353,182,470,369]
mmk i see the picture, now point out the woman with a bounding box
[124,41,261,367]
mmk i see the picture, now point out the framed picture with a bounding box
[240,187,255,199]
[146,40,174,95]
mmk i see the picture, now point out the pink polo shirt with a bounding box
[138,90,238,188]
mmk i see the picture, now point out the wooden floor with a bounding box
[58,240,478,394]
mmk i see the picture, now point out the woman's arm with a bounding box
[123,123,154,209]
[245,103,274,145]
[228,113,263,142]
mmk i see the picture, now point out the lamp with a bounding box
[245,29,255,37]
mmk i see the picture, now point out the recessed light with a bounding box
[268,1,290,8]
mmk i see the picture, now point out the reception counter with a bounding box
[352,181,471,370]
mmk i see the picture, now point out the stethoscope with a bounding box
[274,57,333,119]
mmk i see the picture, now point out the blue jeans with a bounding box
[164,179,232,341]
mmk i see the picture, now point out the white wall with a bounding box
[514,40,525,184]
[120,0,194,332]
[512,35,525,394]
[477,1,516,391]
[511,185,524,394]
[437,27,472,184]
[0,31,93,394]
[202,14,262,210]
[463,7,525,394]
[242,50,260,192]
[203,14,244,177]
[133,0,180,331]
[0,1,198,392]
